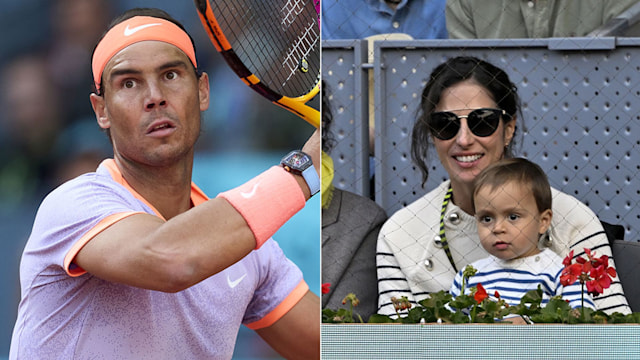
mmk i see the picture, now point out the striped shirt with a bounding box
[449,249,595,309]
[377,180,630,317]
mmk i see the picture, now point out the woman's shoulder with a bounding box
[548,187,605,245]
[550,187,596,216]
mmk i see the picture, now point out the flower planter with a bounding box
[321,323,640,359]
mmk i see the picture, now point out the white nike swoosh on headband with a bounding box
[124,23,162,36]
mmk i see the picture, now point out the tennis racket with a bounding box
[194,0,320,128]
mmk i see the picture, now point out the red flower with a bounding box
[586,267,608,296]
[474,283,488,303]
[562,250,574,267]
[594,254,610,269]
[322,283,331,294]
[560,263,583,286]
[584,248,604,268]
[586,263,617,296]
[561,248,618,297]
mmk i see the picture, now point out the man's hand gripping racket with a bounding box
[194,0,320,128]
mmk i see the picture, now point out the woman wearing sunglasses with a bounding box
[376,56,631,318]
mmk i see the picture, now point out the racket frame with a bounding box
[194,0,320,128]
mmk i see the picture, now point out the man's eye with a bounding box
[124,80,135,89]
[165,71,177,80]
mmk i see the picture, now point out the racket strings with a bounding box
[211,0,320,98]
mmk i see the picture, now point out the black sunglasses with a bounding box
[427,108,510,140]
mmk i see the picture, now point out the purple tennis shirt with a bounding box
[10,159,307,359]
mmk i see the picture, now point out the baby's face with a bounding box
[474,181,551,261]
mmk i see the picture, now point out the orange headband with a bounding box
[92,16,197,91]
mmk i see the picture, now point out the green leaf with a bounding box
[449,311,471,324]
[519,286,543,307]
[367,314,400,323]
[448,294,475,310]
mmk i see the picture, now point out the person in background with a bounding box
[322,0,448,199]
[47,0,115,123]
[0,53,64,205]
[51,120,112,186]
[9,8,320,360]
[446,0,638,39]
[449,157,595,311]
[322,83,388,321]
[376,56,630,317]
[322,0,447,40]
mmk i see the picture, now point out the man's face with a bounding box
[91,41,209,167]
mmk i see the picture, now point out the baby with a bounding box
[450,158,595,310]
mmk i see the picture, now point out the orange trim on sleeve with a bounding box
[64,160,210,277]
[246,280,309,330]
[190,182,209,206]
[63,211,141,277]
[101,159,166,220]
[101,159,210,216]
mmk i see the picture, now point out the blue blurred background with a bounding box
[0,0,320,359]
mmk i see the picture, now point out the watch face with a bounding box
[285,152,310,170]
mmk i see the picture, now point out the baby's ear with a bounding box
[538,209,553,235]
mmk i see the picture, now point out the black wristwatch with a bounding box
[280,150,320,196]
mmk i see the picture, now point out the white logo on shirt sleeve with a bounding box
[227,273,247,288]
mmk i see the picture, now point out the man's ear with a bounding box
[90,93,110,129]
[198,72,210,112]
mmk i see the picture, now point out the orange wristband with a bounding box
[218,166,305,249]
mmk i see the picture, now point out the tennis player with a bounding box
[9,8,320,360]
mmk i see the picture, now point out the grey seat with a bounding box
[611,239,640,313]
[601,221,639,313]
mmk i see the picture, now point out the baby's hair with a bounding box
[472,157,552,213]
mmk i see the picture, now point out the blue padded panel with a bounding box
[323,38,640,241]
[322,40,371,196]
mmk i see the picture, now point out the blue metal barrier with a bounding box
[323,37,640,241]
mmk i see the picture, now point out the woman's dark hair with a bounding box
[92,8,200,95]
[411,56,523,186]
[321,81,337,153]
